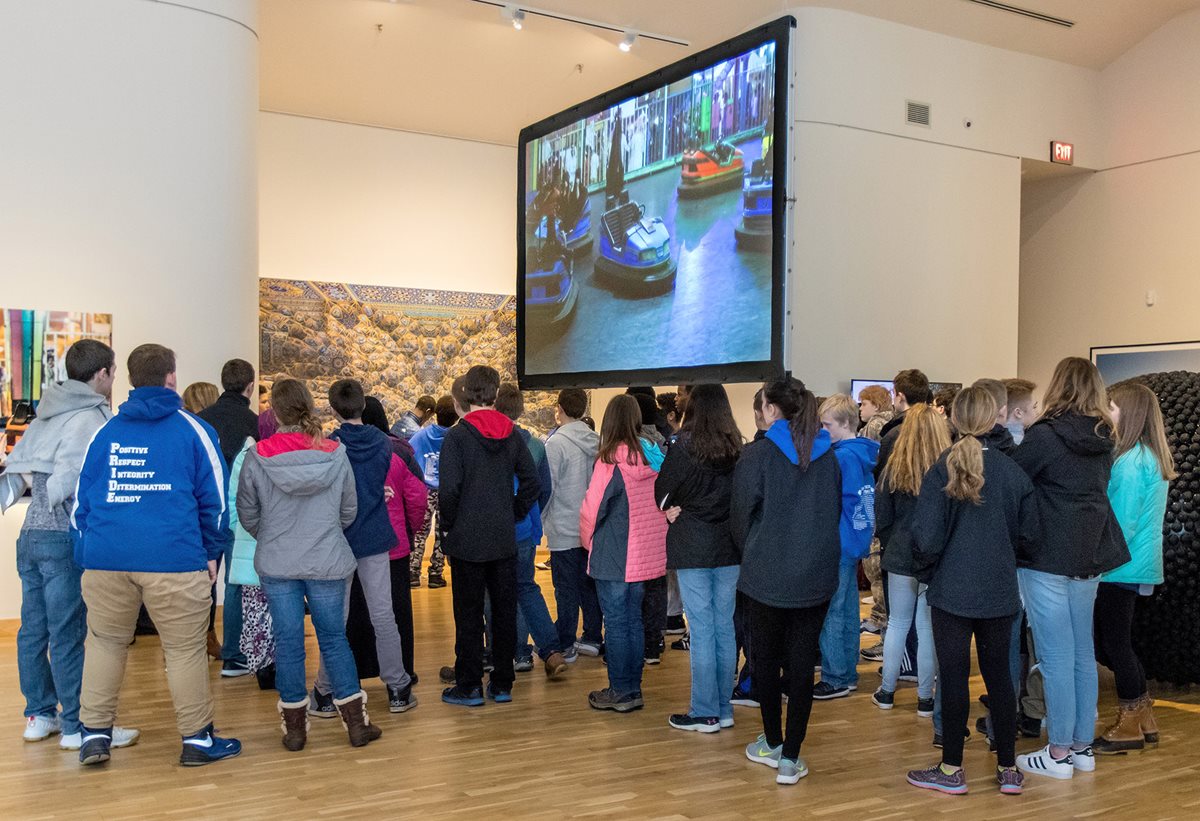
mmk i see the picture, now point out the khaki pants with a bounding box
[864,542,887,628]
[80,569,214,736]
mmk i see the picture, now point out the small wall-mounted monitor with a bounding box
[850,379,893,402]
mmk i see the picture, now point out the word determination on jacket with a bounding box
[107,443,172,502]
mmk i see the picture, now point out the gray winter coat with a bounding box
[236,440,359,581]
[1,380,111,519]
[542,420,599,551]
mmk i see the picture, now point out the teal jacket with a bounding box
[227,438,260,586]
[1102,444,1168,586]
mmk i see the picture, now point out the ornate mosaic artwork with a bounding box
[259,279,558,434]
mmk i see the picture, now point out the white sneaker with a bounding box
[1017,745,1074,780]
[23,714,61,742]
[1071,745,1096,772]
[59,726,141,751]
[719,717,735,729]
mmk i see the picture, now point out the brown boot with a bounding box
[278,698,309,751]
[1093,699,1144,754]
[335,691,382,748]
[206,629,222,660]
[1138,693,1159,747]
[544,652,568,679]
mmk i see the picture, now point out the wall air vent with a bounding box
[906,100,931,128]
[963,0,1075,28]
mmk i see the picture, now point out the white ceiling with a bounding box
[259,0,1200,145]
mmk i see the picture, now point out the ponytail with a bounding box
[943,385,996,505]
[297,407,325,446]
[270,378,326,449]
[763,375,819,470]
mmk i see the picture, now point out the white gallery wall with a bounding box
[0,0,259,618]
[1019,9,1200,390]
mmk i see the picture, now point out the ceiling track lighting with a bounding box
[962,0,1075,28]
[467,0,689,47]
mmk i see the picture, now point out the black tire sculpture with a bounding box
[1122,370,1200,684]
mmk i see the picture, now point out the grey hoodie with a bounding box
[236,441,359,581]
[1,380,112,529]
[542,420,599,551]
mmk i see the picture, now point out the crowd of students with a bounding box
[3,340,1175,797]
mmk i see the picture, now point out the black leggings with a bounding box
[1093,583,1146,701]
[390,558,416,681]
[747,596,829,760]
[932,607,1017,768]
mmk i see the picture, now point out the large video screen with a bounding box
[517,18,792,389]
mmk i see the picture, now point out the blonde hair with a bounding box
[859,385,893,413]
[182,382,219,414]
[819,393,859,431]
[882,404,951,496]
[944,386,997,504]
[1042,356,1112,430]
[1110,382,1177,481]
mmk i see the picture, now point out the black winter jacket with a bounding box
[874,410,907,482]
[197,391,259,468]
[1011,413,1130,577]
[911,445,1039,619]
[875,478,920,577]
[730,434,841,609]
[438,410,539,562]
[654,436,738,570]
[980,423,1016,455]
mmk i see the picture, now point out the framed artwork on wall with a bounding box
[1090,341,1200,385]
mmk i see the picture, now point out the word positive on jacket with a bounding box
[106,443,172,502]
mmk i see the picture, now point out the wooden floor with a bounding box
[3,562,1199,820]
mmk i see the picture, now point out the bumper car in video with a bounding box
[677,141,745,198]
[595,193,677,288]
[529,177,594,258]
[526,231,578,330]
[735,158,773,250]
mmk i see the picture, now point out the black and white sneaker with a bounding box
[668,714,720,733]
[730,688,760,708]
[671,633,690,651]
[664,615,687,635]
[917,697,935,718]
[1016,745,1074,780]
[812,681,851,700]
[308,687,338,719]
[388,684,418,713]
[860,643,883,663]
[872,687,895,710]
[78,727,112,766]
[220,659,251,678]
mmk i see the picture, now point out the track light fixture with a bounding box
[467,1,689,47]
[502,5,525,30]
[619,31,637,52]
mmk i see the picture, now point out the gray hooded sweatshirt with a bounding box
[236,440,359,581]
[542,420,600,551]
[1,380,112,531]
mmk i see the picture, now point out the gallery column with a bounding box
[0,0,259,396]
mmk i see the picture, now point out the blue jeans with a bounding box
[818,560,860,689]
[594,578,645,695]
[261,576,360,704]
[677,566,739,721]
[17,530,86,734]
[551,547,603,648]
[515,541,562,661]
[881,574,934,698]
[221,577,246,665]
[1018,568,1100,748]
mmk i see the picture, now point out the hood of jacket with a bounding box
[118,386,182,421]
[33,380,109,421]
[639,438,665,471]
[416,423,448,452]
[1037,412,1114,457]
[253,438,347,497]
[765,419,832,466]
[613,444,660,481]
[879,410,906,439]
[980,423,1015,452]
[332,422,391,459]
[834,435,880,472]
[462,409,514,445]
[551,420,599,457]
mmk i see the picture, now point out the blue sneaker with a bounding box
[179,724,242,767]
[486,683,513,703]
[442,686,485,707]
[79,727,112,766]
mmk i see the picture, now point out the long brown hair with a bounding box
[762,375,819,470]
[1041,356,1113,430]
[883,404,951,496]
[271,378,324,446]
[598,394,646,466]
[1110,382,1177,480]
[680,384,743,467]
[944,386,996,504]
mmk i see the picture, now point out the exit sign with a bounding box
[1051,141,1074,165]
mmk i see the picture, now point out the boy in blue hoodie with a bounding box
[311,379,415,716]
[814,394,880,700]
[408,395,457,588]
[72,344,240,767]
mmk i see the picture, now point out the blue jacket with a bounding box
[410,423,449,489]
[830,436,880,561]
[1103,444,1168,585]
[72,387,229,572]
[331,423,397,558]
[514,426,552,546]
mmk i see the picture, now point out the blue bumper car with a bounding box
[594,192,676,288]
[525,228,577,330]
[734,159,773,251]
